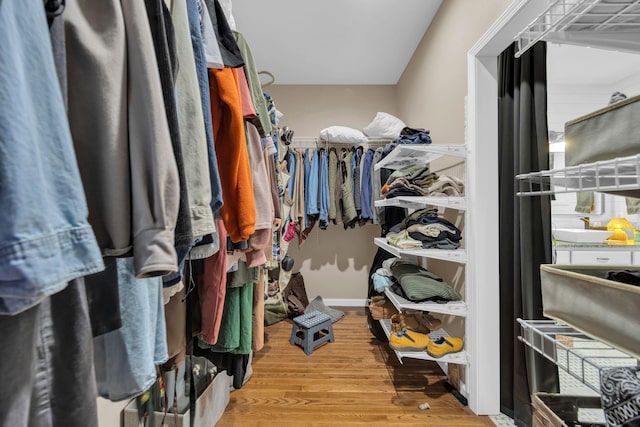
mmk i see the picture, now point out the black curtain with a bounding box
[498,42,559,427]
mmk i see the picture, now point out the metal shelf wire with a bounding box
[384,287,467,317]
[374,196,466,211]
[374,144,466,171]
[515,0,640,57]
[518,319,638,393]
[516,153,640,196]
[374,237,467,264]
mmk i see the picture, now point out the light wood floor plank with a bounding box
[216,307,493,426]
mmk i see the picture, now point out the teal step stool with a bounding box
[290,311,335,355]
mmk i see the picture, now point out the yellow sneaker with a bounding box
[389,328,430,351]
[426,336,464,358]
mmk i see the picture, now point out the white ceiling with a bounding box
[547,43,640,86]
[231,0,443,85]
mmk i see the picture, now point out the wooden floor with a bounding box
[217,307,495,426]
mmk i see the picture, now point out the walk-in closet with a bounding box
[1,1,639,426]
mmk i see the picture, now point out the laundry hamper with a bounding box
[564,94,640,167]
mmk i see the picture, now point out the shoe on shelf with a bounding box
[401,310,436,334]
[426,336,464,358]
[423,313,442,330]
[390,313,406,332]
[369,296,397,320]
[389,328,430,352]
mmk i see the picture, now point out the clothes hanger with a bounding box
[258,70,275,88]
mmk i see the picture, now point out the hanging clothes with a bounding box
[339,149,358,228]
[185,0,224,214]
[65,0,180,277]
[243,122,275,268]
[360,148,375,221]
[328,148,339,223]
[203,0,244,68]
[144,0,194,251]
[208,67,256,243]
[196,264,254,355]
[372,147,385,225]
[294,150,306,226]
[319,149,331,229]
[0,0,104,316]
[352,147,362,214]
[304,148,320,227]
[170,0,215,239]
[0,277,98,426]
[233,31,272,137]
[195,220,228,346]
[93,258,168,401]
[199,0,224,69]
[252,268,266,352]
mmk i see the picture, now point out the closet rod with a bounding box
[287,137,395,149]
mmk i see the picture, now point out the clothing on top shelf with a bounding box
[397,130,432,145]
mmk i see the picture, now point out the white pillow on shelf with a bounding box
[319,126,368,144]
[363,112,406,139]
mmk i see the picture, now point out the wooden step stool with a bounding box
[289,311,334,355]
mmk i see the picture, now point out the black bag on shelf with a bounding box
[367,247,396,342]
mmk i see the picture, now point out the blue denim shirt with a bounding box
[0,0,104,315]
[186,0,224,215]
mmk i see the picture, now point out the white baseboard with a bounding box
[323,298,367,307]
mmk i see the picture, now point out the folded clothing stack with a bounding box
[397,126,432,145]
[388,260,461,303]
[386,208,463,250]
[381,164,464,199]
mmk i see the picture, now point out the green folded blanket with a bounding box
[391,262,461,302]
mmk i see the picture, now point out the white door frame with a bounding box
[465,0,550,415]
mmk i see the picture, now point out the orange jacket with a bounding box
[208,67,256,243]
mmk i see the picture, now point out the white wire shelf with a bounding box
[374,237,467,264]
[384,287,467,317]
[374,144,466,171]
[287,136,393,149]
[375,196,466,211]
[379,319,468,365]
[518,319,638,394]
[515,0,640,58]
[516,154,640,196]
